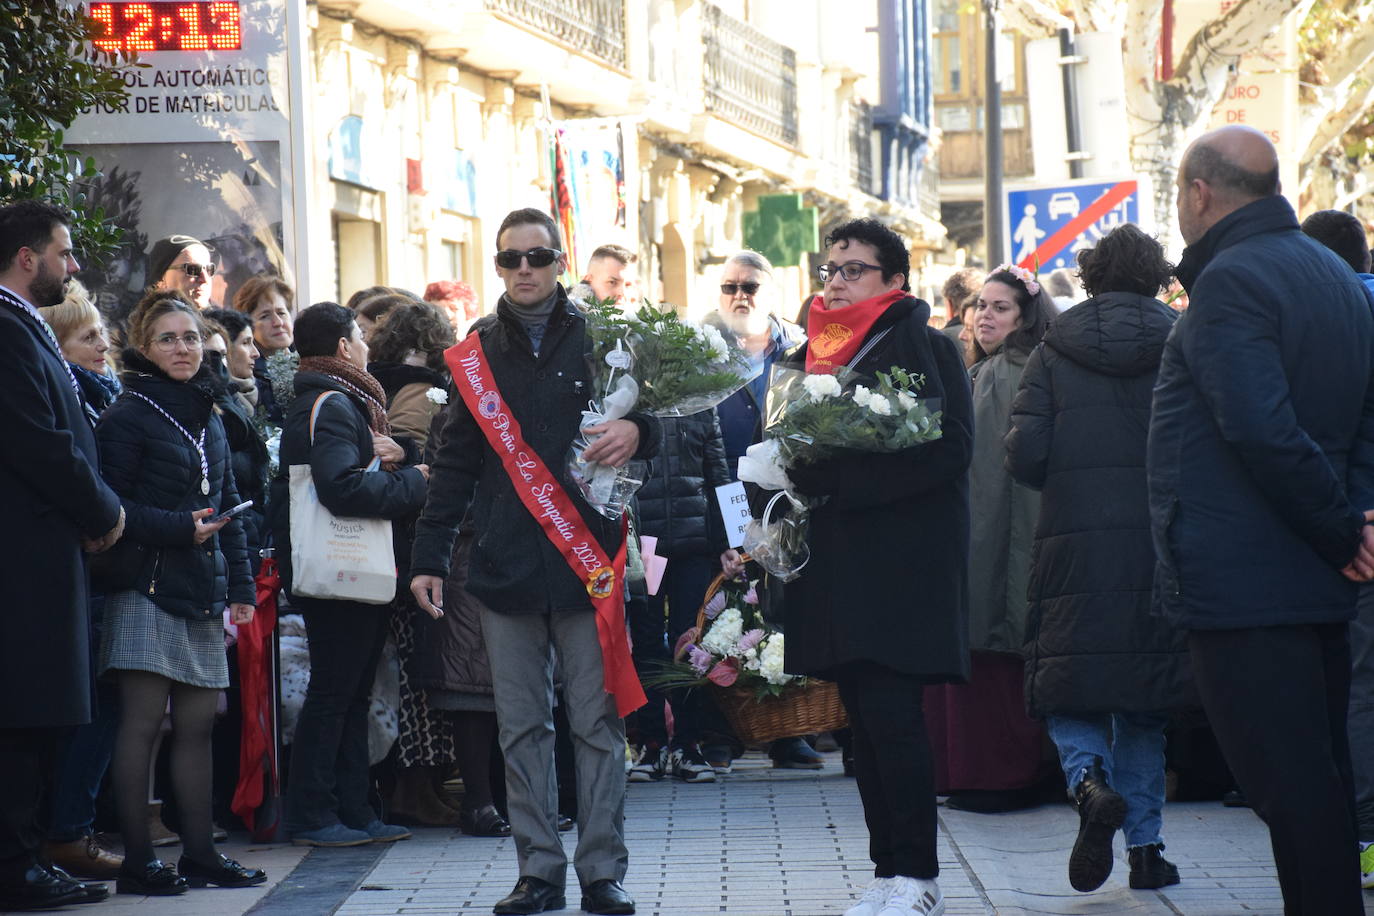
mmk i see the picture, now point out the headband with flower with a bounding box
[991,263,1041,296]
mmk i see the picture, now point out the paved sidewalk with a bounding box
[50,751,1356,916]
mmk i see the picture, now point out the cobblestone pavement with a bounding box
[70,751,1352,916]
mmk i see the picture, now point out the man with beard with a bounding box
[0,200,125,910]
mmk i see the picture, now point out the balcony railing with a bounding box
[701,4,798,148]
[849,101,874,195]
[484,0,626,69]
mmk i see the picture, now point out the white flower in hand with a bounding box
[851,384,873,408]
[426,387,449,405]
[868,395,893,417]
[802,373,842,400]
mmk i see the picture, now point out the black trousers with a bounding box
[285,598,392,834]
[834,664,938,879]
[1189,622,1363,916]
[0,728,62,868]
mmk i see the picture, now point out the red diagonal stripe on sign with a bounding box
[1018,181,1136,271]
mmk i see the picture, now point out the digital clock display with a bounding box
[89,2,243,53]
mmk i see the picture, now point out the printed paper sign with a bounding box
[715,481,751,549]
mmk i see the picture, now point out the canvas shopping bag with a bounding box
[288,391,397,605]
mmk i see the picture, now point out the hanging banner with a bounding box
[550,121,626,281]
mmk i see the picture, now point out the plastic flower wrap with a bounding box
[738,365,944,581]
[568,297,759,518]
[647,574,804,698]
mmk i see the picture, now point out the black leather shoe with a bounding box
[556,815,575,833]
[116,859,188,896]
[458,803,512,837]
[0,861,91,911]
[1068,759,1126,892]
[44,865,109,904]
[492,875,566,914]
[580,878,635,914]
[178,853,267,888]
[1128,843,1181,889]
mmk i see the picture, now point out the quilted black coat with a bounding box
[97,350,254,618]
[634,411,732,558]
[1004,292,1194,716]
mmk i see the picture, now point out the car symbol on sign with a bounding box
[1048,192,1080,220]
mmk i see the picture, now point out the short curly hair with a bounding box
[1075,224,1174,298]
[823,218,911,292]
[367,301,456,373]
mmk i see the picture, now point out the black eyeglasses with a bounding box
[720,282,760,297]
[495,247,562,269]
[817,261,883,284]
[172,262,216,279]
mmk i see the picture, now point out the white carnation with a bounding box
[896,390,917,411]
[802,374,842,400]
[426,387,449,405]
[700,323,731,362]
[868,396,894,417]
[851,384,873,408]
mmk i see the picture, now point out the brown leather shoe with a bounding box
[44,835,123,880]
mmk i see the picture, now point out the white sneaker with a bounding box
[844,877,896,916]
[877,877,944,916]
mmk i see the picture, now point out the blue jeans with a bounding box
[1046,712,1169,848]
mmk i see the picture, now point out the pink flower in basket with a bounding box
[687,646,712,675]
[737,628,764,652]
[706,657,740,687]
[742,585,759,606]
[703,590,727,619]
[673,626,701,661]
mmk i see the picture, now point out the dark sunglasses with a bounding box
[173,262,216,279]
[495,247,562,269]
[720,281,760,297]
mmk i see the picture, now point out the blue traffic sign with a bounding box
[1005,178,1143,271]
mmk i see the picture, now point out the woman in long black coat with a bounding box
[782,220,972,916]
[1004,224,1194,894]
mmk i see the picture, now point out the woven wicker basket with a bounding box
[694,559,848,746]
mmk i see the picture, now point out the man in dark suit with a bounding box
[1148,126,1374,915]
[0,200,125,910]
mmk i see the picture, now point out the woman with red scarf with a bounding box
[780,219,973,916]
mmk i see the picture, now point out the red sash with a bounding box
[805,288,906,372]
[445,337,646,718]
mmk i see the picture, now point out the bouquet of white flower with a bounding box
[568,298,759,519]
[737,365,943,580]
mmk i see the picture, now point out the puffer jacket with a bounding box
[634,410,731,557]
[1005,292,1194,717]
[409,289,659,614]
[97,349,253,618]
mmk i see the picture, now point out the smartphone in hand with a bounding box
[213,499,254,521]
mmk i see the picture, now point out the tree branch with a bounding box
[1301,51,1374,163]
[1000,1,1069,38]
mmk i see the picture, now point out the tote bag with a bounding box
[288,391,397,605]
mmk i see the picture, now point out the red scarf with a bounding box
[805,289,906,372]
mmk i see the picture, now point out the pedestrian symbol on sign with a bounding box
[1004,179,1144,272]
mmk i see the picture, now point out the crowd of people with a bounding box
[2,124,1374,916]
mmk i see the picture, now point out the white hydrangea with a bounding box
[896,390,917,411]
[700,323,731,362]
[700,607,744,656]
[851,384,873,408]
[802,373,842,400]
[868,395,894,417]
[757,634,790,685]
[426,387,449,405]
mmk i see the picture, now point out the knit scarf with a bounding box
[297,356,391,436]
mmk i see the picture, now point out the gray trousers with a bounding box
[481,605,628,889]
[1350,584,1374,842]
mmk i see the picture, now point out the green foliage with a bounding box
[0,3,136,263]
[582,297,754,415]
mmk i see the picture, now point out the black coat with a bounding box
[1005,292,1194,716]
[1149,196,1374,630]
[0,295,122,728]
[410,290,659,614]
[270,370,429,598]
[635,410,731,557]
[781,296,973,682]
[97,351,254,618]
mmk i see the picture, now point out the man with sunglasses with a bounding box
[148,235,216,310]
[410,208,656,916]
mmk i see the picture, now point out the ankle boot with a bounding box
[388,766,460,827]
[1068,759,1126,892]
[1128,843,1180,889]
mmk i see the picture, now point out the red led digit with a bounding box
[208,1,241,50]
[177,3,210,49]
[88,3,121,52]
[124,3,156,52]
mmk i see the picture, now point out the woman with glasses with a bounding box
[95,291,265,896]
[232,275,296,424]
[777,219,973,916]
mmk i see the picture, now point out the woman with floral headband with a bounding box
[925,263,1055,815]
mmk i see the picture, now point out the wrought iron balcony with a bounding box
[484,0,626,70]
[850,101,874,195]
[701,4,798,148]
